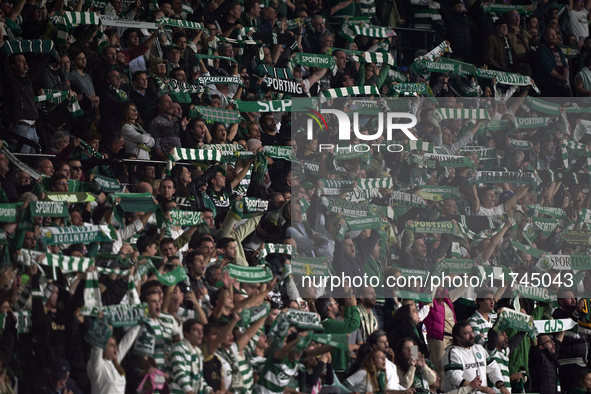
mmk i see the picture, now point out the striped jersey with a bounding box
[170,338,212,394]
[253,357,298,394]
[146,314,180,373]
[468,310,497,347]
[216,342,255,394]
[489,348,511,393]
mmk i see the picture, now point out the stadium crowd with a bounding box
[4,0,591,393]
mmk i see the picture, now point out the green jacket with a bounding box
[321,305,360,371]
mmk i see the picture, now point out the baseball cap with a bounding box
[498,190,514,205]
[214,165,227,177]
[168,44,181,52]
[51,359,70,380]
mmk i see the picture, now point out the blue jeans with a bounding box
[11,123,39,153]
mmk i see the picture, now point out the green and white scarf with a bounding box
[415,41,452,61]
[320,85,380,102]
[494,308,534,334]
[83,302,148,326]
[482,3,531,14]
[226,264,274,284]
[237,303,271,328]
[513,284,552,303]
[189,106,244,124]
[431,259,477,276]
[392,83,434,97]
[156,16,204,29]
[291,52,337,73]
[194,54,237,63]
[537,254,591,270]
[510,240,545,258]
[351,51,395,66]
[167,148,224,172]
[290,257,331,277]
[434,108,490,121]
[0,311,32,334]
[56,12,101,45]
[44,192,95,203]
[168,210,205,227]
[471,171,534,184]
[320,196,392,218]
[35,90,83,117]
[198,76,244,86]
[423,153,476,168]
[41,225,116,245]
[339,18,396,43]
[410,221,458,234]
[3,39,58,58]
[389,191,427,208]
[524,97,561,115]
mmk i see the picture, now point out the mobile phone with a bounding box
[411,345,418,360]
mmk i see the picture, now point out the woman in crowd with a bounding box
[394,337,438,389]
[344,349,388,393]
[120,102,154,160]
[87,324,142,394]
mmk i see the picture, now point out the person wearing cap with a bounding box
[442,0,472,62]
[485,19,517,72]
[42,358,83,394]
[166,44,183,70]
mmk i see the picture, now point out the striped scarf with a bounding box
[2,39,58,58]
[339,18,396,43]
[351,51,395,66]
[392,83,434,97]
[36,90,83,117]
[156,16,204,30]
[436,108,490,120]
[415,41,452,61]
[0,141,43,179]
[56,12,101,44]
[320,85,380,102]
[167,148,224,172]
[83,270,102,315]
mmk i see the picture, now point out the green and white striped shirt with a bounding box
[146,314,180,373]
[490,348,511,393]
[253,357,298,394]
[468,310,497,347]
[217,340,256,394]
[171,338,212,394]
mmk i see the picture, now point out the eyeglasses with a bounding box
[57,181,68,186]
[110,74,122,79]
[18,176,31,181]
[539,339,555,347]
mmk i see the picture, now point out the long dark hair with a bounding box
[394,337,417,373]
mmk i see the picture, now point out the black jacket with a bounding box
[529,340,561,394]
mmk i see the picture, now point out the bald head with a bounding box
[136,181,154,194]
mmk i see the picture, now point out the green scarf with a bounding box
[292,52,337,73]
[226,263,273,283]
[91,175,124,193]
[482,3,531,14]
[3,39,58,58]
[392,83,434,97]
[289,257,331,277]
[510,240,545,258]
[563,230,591,245]
[168,210,205,227]
[44,192,96,203]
